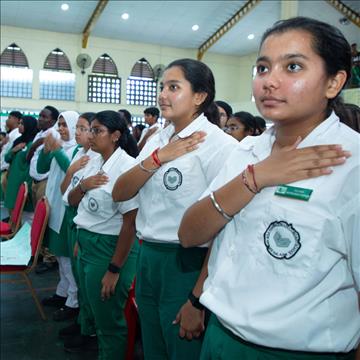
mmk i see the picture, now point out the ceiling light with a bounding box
[61,3,69,11]
[247,34,255,40]
[121,13,129,20]
[192,24,199,31]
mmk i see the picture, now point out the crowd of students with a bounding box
[0,17,359,360]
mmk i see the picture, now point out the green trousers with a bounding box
[77,228,139,360]
[136,241,207,360]
[65,207,95,336]
[200,315,356,360]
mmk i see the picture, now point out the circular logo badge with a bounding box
[72,175,80,187]
[88,197,99,212]
[163,167,182,191]
[263,221,301,260]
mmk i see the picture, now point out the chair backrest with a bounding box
[10,182,28,230]
[30,197,49,265]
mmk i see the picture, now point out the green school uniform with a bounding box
[77,229,139,360]
[4,142,34,211]
[37,148,70,255]
[200,315,356,360]
[136,241,207,360]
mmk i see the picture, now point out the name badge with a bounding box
[274,185,313,201]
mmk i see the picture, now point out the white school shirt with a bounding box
[29,127,60,181]
[62,148,99,206]
[136,113,238,244]
[74,147,138,236]
[137,123,161,145]
[1,128,20,171]
[200,112,360,352]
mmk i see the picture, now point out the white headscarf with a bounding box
[57,111,79,151]
[46,110,79,234]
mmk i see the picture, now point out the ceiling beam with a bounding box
[197,0,261,60]
[82,0,109,49]
[326,0,360,27]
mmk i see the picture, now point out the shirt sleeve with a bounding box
[338,194,360,291]
[117,194,139,215]
[53,148,71,172]
[199,146,249,200]
[37,148,54,174]
[136,135,159,162]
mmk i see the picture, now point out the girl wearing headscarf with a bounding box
[4,115,38,212]
[37,111,80,321]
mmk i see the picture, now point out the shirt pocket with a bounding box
[248,202,325,278]
[86,187,117,215]
[158,160,195,200]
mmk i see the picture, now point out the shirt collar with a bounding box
[251,111,340,160]
[159,114,208,143]
[102,147,124,173]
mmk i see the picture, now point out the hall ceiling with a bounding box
[1,0,359,57]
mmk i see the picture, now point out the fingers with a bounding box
[283,136,302,151]
[172,312,181,325]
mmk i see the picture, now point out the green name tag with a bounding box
[275,185,313,201]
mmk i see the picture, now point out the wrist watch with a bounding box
[188,291,205,310]
[108,262,121,274]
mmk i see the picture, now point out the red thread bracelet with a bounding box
[151,148,162,167]
[241,170,257,194]
[247,164,260,193]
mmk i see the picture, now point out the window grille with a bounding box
[88,54,121,104]
[1,44,32,98]
[127,58,157,106]
[0,43,29,68]
[40,49,75,101]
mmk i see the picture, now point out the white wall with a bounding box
[1,25,257,115]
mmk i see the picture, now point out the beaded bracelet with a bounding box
[210,191,233,221]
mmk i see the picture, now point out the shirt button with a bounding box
[229,245,236,257]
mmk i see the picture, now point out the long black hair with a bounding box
[12,116,39,148]
[166,58,220,127]
[80,112,96,124]
[94,111,139,158]
[231,112,258,135]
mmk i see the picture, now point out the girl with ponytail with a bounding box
[112,58,238,359]
[67,110,139,359]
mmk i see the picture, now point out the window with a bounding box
[88,54,121,103]
[0,43,32,98]
[40,48,75,101]
[127,58,157,106]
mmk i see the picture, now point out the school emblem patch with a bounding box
[88,197,99,212]
[72,175,80,187]
[263,221,301,259]
[163,167,182,191]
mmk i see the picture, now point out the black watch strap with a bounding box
[188,291,205,310]
[108,262,121,274]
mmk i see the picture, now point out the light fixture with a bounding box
[121,13,129,20]
[192,24,199,31]
[61,3,69,11]
[247,34,255,40]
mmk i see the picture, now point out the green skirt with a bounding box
[47,210,72,257]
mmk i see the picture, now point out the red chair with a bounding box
[0,197,50,320]
[0,182,28,240]
[125,279,138,360]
